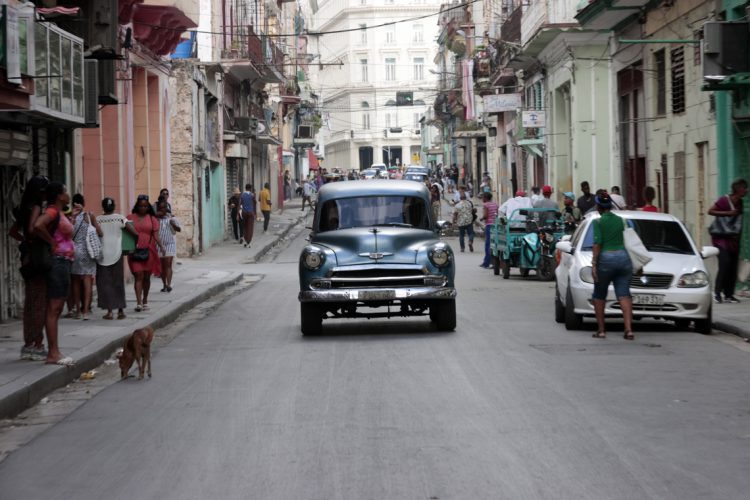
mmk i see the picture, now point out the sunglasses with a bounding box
[137,195,149,201]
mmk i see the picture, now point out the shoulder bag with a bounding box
[708,196,742,237]
[85,214,102,260]
[621,217,652,273]
[131,216,153,262]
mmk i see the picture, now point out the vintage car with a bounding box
[298,180,457,335]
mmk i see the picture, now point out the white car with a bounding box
[361,168,379,180]
[554,211,719,333]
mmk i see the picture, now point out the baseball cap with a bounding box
[542,185,552,194]
[563,191,575,200]
[515,190,526,197]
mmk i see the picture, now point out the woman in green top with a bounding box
[591,192,634,340]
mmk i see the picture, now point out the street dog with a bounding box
[118,327,154,380]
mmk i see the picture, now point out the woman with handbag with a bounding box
[33,182,75,365]
[8,175,49,360]
[127,195,164,312]
[708,178,749,304]
[70,194,102,320]
[97,198,137,320]
[591,192,635,340]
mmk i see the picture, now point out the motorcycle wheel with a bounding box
[538,257,555,281]
[492,256,500,276]
[502,259,511,279]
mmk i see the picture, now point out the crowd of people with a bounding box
[10,177,180,365]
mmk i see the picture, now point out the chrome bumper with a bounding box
[299,287,457,302]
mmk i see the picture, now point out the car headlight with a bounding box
[677,270,709,288]
[580,266,594,284]
[301,246,325,271]
[428,245,451,268]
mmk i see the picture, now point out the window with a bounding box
[673,151,685,202]
[32,21,84,120]
[670,47,685,114]
[385,26,395,44]
[360,59,368,82]
[363,113,371,130]
[654,49,666,115]
[413,24,424,43]
[359,24,367,44]
[413,57,424,80]
[385,58,396,81]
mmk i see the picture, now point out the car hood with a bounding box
[313,227,439,265]
[579,250,707,276]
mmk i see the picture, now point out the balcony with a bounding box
[262,37,285,84]
[132,0,199,56]
[575,0,651,30]
[521,0,580,56]
[221,27,264,82]
[501,4,523,44]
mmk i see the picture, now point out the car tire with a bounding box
[492,256,500,276]
[300,303,323,336]
[555,286,565,324]
[433,299,456,331]
[502,259,511,279]
[694,306,712,335]
[564,287,583,330]
[674,318,690,330]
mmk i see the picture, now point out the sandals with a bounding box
[46,356,75,366]
[624,331,635,341]
[592,331,607,339]
[117,311,127,320]
[103,312,114,320]
[135,305,142,312]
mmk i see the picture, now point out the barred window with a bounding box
[670,47,685,114]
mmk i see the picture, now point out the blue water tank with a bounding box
[171,32,195,59]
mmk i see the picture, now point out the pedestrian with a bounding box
[499,189,533,227]
[70,194,102,321]
[228,187,243,243]
[302,178,315,211]
[610,186,626,209]
[577,181,596,214]
[96,197,136,320]
[640,186,658,212]
[127,195,163,312]
[156,200,180,293]
[530,186,542,206]
[562,192,582,234]
[32,182,75,365]
[479,192,499,268]
[154,188,172,213]
[452,189,475,252]
[295,178,303,197]
[9,175,49,360]
[708,178,748,303]
[240,183,255,247]
[591,191,634,340]
[260,182,272,232]
[283,170,292,201]
[533,185,558,209]
[430,183,441,222]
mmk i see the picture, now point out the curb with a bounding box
[0,273,243,421]
[712,320,750,340]
[250,212,308,262]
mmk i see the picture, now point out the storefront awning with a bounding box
[517,138,544,157]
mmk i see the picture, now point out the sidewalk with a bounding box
[437,189,750,341]
[0,198,308,420]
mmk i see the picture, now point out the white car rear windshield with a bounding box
[581,219,695,254]
[318,196,430,232]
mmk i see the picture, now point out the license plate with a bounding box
[359,290,395,301]
[632,294,664,305]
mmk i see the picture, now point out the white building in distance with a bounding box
[307,0,442,171]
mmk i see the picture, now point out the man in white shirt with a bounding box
[499,190,533,228]
[610,186,626,210]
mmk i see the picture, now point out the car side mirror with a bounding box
[560,234,572,242]
[700,246,719,259]
[556,241,573,254]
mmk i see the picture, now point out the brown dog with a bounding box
[118,327,154,380]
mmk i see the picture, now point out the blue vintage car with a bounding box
[298,180,457,335]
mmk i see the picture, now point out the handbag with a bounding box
[708,196,742,237]
[621,218,652,273]
[19,211,60,279]
[84,214,102,260]
[131,216,153,262]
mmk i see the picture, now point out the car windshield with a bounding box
[362,169,376,176]
[318,196,430,232]
[581,218,695,254]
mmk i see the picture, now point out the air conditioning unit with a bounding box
[97,59,117,104]
[84,60,99,128]
[297,125,314,138]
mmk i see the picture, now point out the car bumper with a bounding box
[570,283,712,319]
[299,287,457,302]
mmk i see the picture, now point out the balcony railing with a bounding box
[501,4,522,44]
[521,1,547,47]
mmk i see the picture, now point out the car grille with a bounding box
[611,303,679,312]
[326,268,441,289]
[629,273,673,289]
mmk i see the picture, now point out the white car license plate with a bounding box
[360,290,396,301]
[632,294,664,305]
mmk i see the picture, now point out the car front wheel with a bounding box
[564,287,583,330]
[554,286,565,324]
[694,306,712,335]
[432,299,456,331]
[300,303,323,336]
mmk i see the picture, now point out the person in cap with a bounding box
[533,185,558,209]
[562,191,581,233]
[591,191,634,341]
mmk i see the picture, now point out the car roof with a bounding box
[317,179,430,203]
[582,210,682,222]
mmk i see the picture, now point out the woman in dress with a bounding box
[33,182,75,365]
[591,191,634,340]
[97,198,137,320]
[70,194,102,321]
[156,200,180,292]
[9,175,49,360]
[127,195,164,312]
[228,188,243,243]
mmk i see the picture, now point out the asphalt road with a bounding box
[1,232,749,500]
